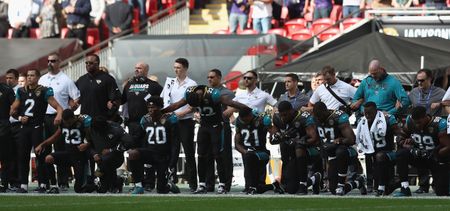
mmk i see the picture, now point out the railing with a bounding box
[61,0,189,80]
[147,2,190,35]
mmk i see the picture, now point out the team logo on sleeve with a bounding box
[160,118,166,125]
[35,90,41,97]
[428,127,434,134]
[96,80,102,84]
[254,120,260,127]
[108,134,114,139]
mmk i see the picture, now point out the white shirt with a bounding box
[8,0,32,27]
[310,79,356,110]
[38,71,80,114]
[90,0,106,21]
[343,0,362,6]
[161,76,197,120]
[233,87,277,113]
[251,2,272,19]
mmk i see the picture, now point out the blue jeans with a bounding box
[313,6,332,20]
[253,17,272,34]
[343,6,360,18]
[229,13,248,33]
[129,0,147,21]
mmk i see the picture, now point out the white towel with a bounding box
[161,77,175,108]
[356,111,387,154]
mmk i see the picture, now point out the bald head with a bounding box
[135,62,149,77]
[368,59,384,81]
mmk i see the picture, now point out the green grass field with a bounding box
[0,195,449,211]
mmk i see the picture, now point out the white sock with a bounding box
[21,184,28,190]
[40,184,46,188]
[135,182,142,187]
[401,182,409,188]
[378,185,385,191]
[300,182,307,186]
[218,183,225,187]
[199,182,206,187]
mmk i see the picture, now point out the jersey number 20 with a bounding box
[146,126,166,144]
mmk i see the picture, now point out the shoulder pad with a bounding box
[262,115,272,126]
[81,115,92,127]
[167,113,178,124]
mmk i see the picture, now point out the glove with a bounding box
[271,132,283,144]
[410,148,430,159]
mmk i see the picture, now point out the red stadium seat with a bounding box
[246,45,271,55]
[311,18,334,35]
[268,28,287,37]
[224,71,242,91]
[87,28,100,47]
[329,5,343,22]
[238,29,258,35]
[318,28,340,41]
[213,29,231,34]
[29,28,40,39]
[284,18,307,36]
[132,8,140,33]
[290,28,313,40]
[342,18,362,30]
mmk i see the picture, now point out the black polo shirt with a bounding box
[0,83,14,121]
[76,71,121,117]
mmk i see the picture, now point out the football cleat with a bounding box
[375,190,384,197]
[312,172,322,195]
[356,175,367,195]
[193,185,207,194]
[246,187,257,195]
[47,187,60,194]
[393,187,412,197]
[16,188,28,193]
[272,181,285,194]
[298,184,307,195]
[168,182,180,194]
[0,185,6,193]
[217,185,227,194]
[131,186,145,194]
[59,185,69,192]
[34,187,47,194]
[414,187,429,194]
[335,185,345,196]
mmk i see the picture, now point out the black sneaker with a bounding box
[0,185,7,193]
[193,185,207,194]
[59,185,69,192]
[375,189,384,197]
[414,187,429,194]
[16,188,28,193]
[241,187,249,193]
[168,181,180,194]
[247,187,257,195]
[356,175,367,195]
[367,184,374,194]
[189,186,197,193]
[144,185,154,192]
[272,181,285,194]
[34,187,47,194]
[312,172,322,195]
[394,187,412,197]
[81,184,97,193]
[47,187,60,194]
[335,185,345,196]
[217,185,227,194]
[298,184,307,195]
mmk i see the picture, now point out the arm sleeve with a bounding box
[338,113,350,125]
[45,87,55,102]
[309,87,320,104]
[352,80,366,103]
[442,88,450,101]
[266,93,277,106]
[67,80,81,100]
[121,82,130,104]
[438,118,447,132]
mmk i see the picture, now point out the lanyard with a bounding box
[418,87,433,112]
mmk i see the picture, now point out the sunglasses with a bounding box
[85,61,98,65]
[48,59,58,63]
[243,76,254,80]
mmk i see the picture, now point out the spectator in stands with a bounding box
[391,0,413,8]
[8,0,32,38]
[343,0,365,18]
[104,0,133,37]
[229,0,249,34]
[285,0,308,19]
[307,65,356,111]
[311,0,332,20]
[0,0,8,38]
[278,73,309,110]
[90,0,106,40]
[62,0,92,49]
[251,0,274,34]
[423,0,447,10]
[36,0,62,38]
[31,0,44,28]
[351,59,410,116]
[371,0,392,8]
[129,0,146,21]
